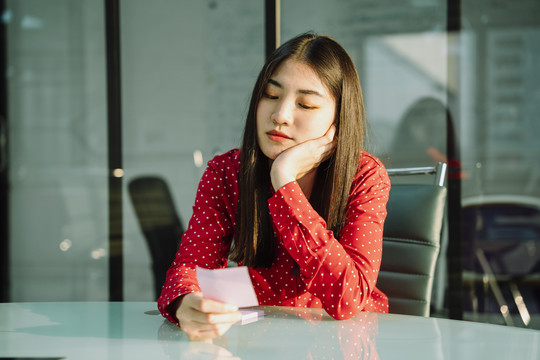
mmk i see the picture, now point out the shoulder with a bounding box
[205,149,241,183]
[207,149,241,171]
[353,150,390,188]
[359,150,386,173]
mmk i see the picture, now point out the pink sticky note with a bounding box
[237,309,265,325]
[196,266,259,308]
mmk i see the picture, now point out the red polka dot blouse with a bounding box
[158,149,390,323]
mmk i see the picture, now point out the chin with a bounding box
[264,153,279,161]
[260,147,282,161]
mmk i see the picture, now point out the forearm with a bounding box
[268,181,383,319]
[158,263,200,324]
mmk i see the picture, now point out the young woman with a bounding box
[158,33,391,341]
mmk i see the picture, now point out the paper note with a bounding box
[238,309,265,325]
[196,266,259,308]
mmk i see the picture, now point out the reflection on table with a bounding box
[1,302,539,359]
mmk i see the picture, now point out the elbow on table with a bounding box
[325,299,365,320]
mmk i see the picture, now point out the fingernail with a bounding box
[226,304,238,312]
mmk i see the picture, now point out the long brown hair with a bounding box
[231,33,367,268]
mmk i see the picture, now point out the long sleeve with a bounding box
[267,152,390,319]
[158,149,390,325]
[157,151,240,324]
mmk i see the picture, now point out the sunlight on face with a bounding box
[256,60,336,160]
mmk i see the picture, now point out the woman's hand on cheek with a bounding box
[270,124,337,190]
[175,292,242,341]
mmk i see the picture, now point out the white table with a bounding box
[1,302,539,359]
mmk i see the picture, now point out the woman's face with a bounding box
[256,60,336,160]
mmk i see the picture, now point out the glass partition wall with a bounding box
[459,2,540,327]
[5,0,109,301]
[282,0,540,327]
[283,1,451,169]
[283,0,456,319]
[2,0,539,329]
[3,0,264,302]
[120,0,264,300]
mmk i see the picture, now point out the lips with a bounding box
[266,130,291,142]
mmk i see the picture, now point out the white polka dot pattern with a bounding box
[157,149,391,325]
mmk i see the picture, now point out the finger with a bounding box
[319,140,337,164]
[325,124,337,141]
[325,139,337,153]
[178,306,241,329]
[316,130,337,154]
[312,125,336,149]
[182,316,237,333]
[198,297,239,314]
[190,310,242,325]
[183,292,238,314]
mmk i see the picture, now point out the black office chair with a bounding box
[461,195,540,327]
[128,176,184,299]
[377,163,447,316]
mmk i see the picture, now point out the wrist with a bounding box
[270,169,296,190]
[168,295,185,323]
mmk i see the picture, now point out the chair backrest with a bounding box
[128,176,184,298]
[461,194,540,275]
[377,162,447,316]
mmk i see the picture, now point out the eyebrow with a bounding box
[267,79,324,97]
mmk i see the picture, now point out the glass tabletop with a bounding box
[1,302,539,359]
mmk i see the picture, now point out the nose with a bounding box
[271,99,293,126]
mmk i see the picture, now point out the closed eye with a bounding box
[263,92,278,100]
[299,103,316,110]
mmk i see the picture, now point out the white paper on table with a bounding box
[196,266,259,308]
